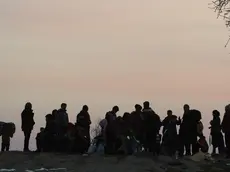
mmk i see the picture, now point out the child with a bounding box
[1,122,15,152]
[209,110,225,155]
[36,127,45,152]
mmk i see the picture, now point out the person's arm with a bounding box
[221,115,227,133]
[156,115,162,132]
[162,117,168,127]
[32,112,35,125]
[66,113,69,123]
[103,120,108,144]
[87,113,92,125]
[21,112,24,131]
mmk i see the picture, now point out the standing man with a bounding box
[162,110,181,156]
[56,103,69,136]
[76,105,92,149]
[179,104,201,156]
[21,102,35,152]
[222,104,230,158]
[142,101,161,155]
[104,106,119,154]
[130,104,144,144]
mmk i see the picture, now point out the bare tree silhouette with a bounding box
[210,0,230,46]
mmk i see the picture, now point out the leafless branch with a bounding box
[211,0,230,46]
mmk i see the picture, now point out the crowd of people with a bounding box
[1,101,230,159]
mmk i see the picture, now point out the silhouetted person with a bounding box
[122,112,132,133]
[1,123,15,152]
[179,104,190,156]
[104,106,119,154]
[222,104,230,158]
[142,101,161,155]
[76,105,92,150]
[21,102,35,152]
[56,103,69,137]
[130,104,144,143]
[209,110,225,155]
[51,109,58,122]
[179,105,201,156]
[44,114,56,152]
[162,110,181,156]
[36,127,45,152]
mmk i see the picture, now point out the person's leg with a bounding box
[212,146,217,155]
[36,138,41,152]
[85,126,91,150]
[178,137,185,157]
[185,143,191,156]
[6,143,9,151]
[170,137,178,157]
[24,131,31,151]
[1,141,5,152]
[145,131,153,152]
[225,132,230,157]
[151,133,157,155]
[219,133,225,155]
[191,135,198,155]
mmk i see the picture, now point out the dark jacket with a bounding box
[105,111,117,139]
[21,109,35,132]
[56,109,69,128]
[162,115,180,135]
[180,109,201,137]
[142,108,161,133]
[130,111,144,136]
[210,116,222,135]
[77,110,91,128]
[222,112,230,133]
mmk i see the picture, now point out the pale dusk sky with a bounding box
[0,0,230,150]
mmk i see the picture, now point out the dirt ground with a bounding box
[0,152,230,172]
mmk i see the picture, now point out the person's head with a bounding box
[143,101,150,109]
[40,127,45,132]
[52,109,58,116]
[25,102,32,110]
[135,104,142,112]
[167,110,172,116]
[112,106,119,113]
[61,103,67,110]
[212,110,220,117]
[116,116,123,123]
[82,105,89,112]
[123,112,130,120]
[45,114,52,122]
[183,104,190,112]
[225,104,230,113]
